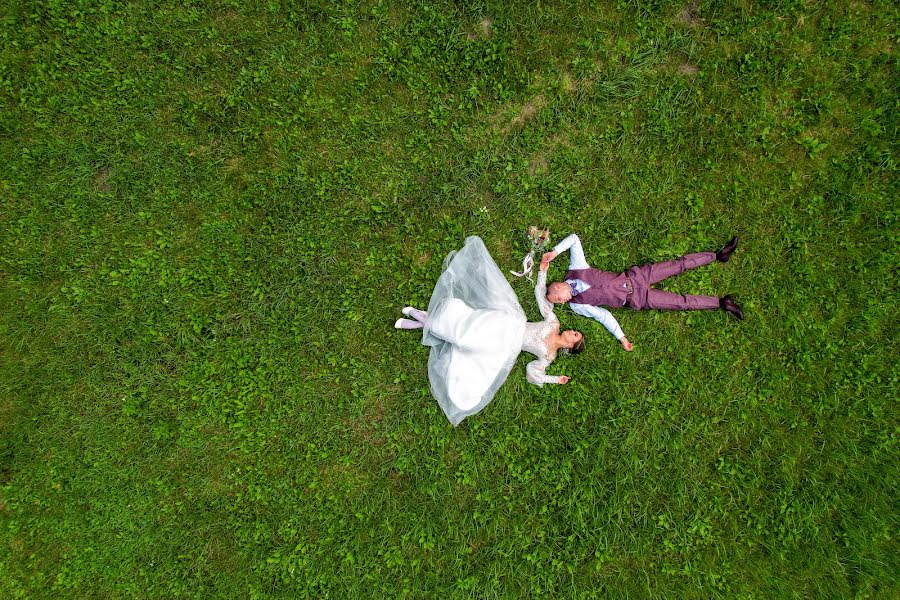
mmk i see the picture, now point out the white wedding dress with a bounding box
[422,237,564,426]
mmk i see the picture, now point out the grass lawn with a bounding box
[1,0,897,597]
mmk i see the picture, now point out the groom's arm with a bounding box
[569,303,626,341]
[541,233,590,270]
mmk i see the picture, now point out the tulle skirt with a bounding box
[421,237,526,426]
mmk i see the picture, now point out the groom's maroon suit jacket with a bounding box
[564,267,631,308]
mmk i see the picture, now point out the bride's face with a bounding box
[561,330,582,347]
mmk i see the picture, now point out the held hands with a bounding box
[620,337,633,352]
[540,251,558,271]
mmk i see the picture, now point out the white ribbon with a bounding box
[510,251,536,280]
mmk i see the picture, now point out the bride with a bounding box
[395,237,585,426]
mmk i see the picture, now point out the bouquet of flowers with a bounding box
[510,226,551,280]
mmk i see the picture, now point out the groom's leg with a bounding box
[644,288,720,311]
[637,252,717,286]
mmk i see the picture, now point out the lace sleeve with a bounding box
[526,358,562,386]
[534,270,556,321]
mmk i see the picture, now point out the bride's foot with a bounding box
[402,306,428,322]
[395,318,423,330]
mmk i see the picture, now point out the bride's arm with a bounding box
[534,268,556,321]
[526,358,569,386]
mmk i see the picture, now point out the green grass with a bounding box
[0,0,897,597]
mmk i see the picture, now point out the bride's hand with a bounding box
[540,251,558,270]
[558,376,570,384]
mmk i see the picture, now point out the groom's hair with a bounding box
[547,281,569,299]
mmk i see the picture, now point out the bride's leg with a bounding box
[394,318,424,330]
[406,307,428,323]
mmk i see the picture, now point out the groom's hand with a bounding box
[540,251,558,270]
[620,337,633,352]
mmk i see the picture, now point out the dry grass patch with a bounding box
[468,16,493,41]
[343,404,388,447]
[528,152,549,175]
[550,129,575,148]
[94,167,113,193]
[318,459,371,492]
[381,137,401,159]
[676,2,700,25]
[490,235,514,264]
[484,95,542,136]
[505,95,545,133]
[225,156,244,174]
[214,8,239,26]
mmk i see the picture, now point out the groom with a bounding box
[541,233,743,351]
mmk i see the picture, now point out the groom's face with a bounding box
[547,282,572,304]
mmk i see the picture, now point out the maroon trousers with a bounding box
[625,252,720,311]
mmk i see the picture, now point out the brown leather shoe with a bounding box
[716,236,739,262]
[720,295,744,320]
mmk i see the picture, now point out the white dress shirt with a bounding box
[552,234,626,341]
